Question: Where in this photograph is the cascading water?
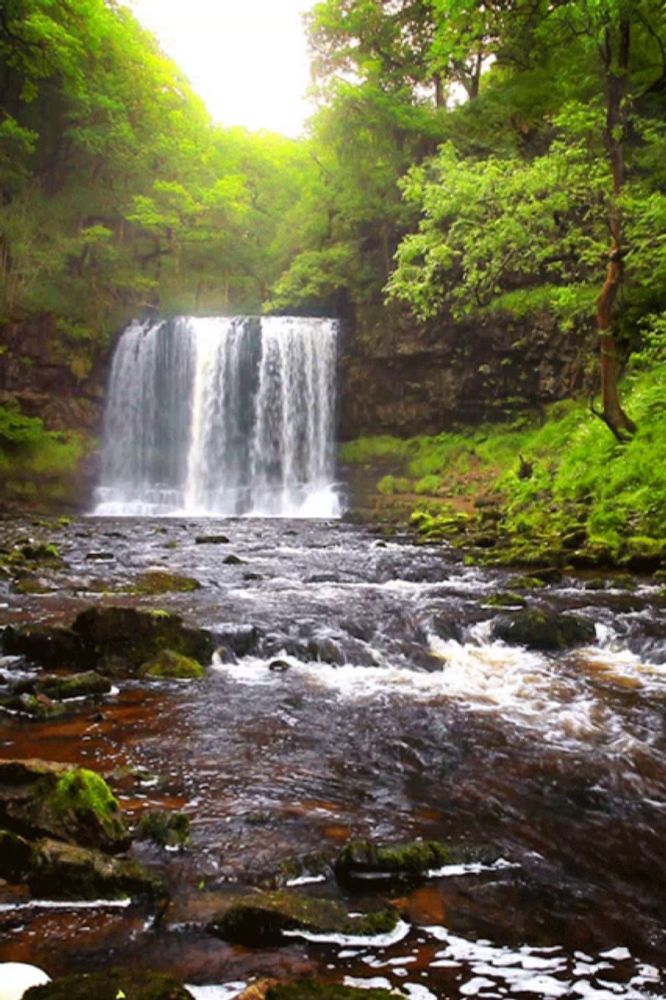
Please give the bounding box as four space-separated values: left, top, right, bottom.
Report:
94 315 340 517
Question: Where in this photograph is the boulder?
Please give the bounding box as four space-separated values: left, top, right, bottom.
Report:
212 623 260 657
2 625 87 670
132 570 200 595
0 759 129 853
492 609 596 651
335 839 458 884
139 650 205 679
208 890 398 947
72 606 213 676
24 970 191 1000
135 810 190 848
36 672 111 700
27 838 163 900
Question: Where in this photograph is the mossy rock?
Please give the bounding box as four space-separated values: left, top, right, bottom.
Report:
492 610 595 651
0 759 129 852
2 625 87 669
72 606 213 676
334 839 449 884
136 810 190 848
13 574 54 595
27 838 163 900
266 984 398 1000
208 890 398 947
484 591 527 608
0 692 67 720
24 969 192 1000
620 536 665 572
36 671 112 700
139 649 205 680
132 570 201 595
509 575 547 590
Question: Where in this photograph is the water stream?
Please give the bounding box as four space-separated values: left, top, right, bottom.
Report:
0 517 665 998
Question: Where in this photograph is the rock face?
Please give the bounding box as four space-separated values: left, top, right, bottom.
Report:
492 610 596 651
339 303 594 439
23 970 192 1000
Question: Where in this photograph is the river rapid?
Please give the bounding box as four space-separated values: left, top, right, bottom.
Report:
0 515 665 999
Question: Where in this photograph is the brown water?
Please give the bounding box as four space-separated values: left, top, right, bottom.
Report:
1 516 665 999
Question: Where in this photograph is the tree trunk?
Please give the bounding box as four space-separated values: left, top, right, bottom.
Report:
596 17 636 440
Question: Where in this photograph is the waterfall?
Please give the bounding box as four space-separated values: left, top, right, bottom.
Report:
94 316 340 517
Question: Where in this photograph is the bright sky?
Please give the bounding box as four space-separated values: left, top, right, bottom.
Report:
128 0 314 137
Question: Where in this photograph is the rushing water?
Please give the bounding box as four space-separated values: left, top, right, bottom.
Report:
95 316 339 518
0 516 665 997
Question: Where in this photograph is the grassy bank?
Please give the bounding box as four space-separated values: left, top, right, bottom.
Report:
340 363 666 571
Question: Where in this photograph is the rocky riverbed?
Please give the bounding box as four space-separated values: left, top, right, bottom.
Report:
0 515 665 999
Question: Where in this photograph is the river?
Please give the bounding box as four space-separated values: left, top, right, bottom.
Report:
0 514 665 998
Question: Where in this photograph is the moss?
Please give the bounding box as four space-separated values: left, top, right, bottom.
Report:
484 591 527 608
131 570 200 595
136 810 190 848
36 672 111 700
209 890 398 947
24 969 189 999
335 839 450 882
139 649 205 679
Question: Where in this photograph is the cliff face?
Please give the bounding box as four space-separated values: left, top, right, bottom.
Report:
338 303 594 439
0 314 108 435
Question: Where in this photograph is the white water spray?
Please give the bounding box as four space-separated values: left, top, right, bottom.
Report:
94 316 339 517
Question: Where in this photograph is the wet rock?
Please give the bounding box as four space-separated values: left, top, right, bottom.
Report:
269 659 291 672
492 609 596 651
132 570 200 594
484 591 527 608
135 810 190 848
195 534 229 544
307 636 345 665
12 574 54 595
72 606 213 676
35 671 111 700
139 649 205 679
208 890 398 947
0 692 66 720
266 985 397 1000
0 829 34 879
212 623 260 657
85 551 115 561
334 839 450 884
509 575 547 591
223 554 246 565
0 759 129 853
2 625 87 670
24 969 191 1000
27 838 163 900
430 615 464 643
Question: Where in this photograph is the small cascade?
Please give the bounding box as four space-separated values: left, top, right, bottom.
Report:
94 316 339 517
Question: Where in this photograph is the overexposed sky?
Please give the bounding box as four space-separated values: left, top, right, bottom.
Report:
128 0 314 136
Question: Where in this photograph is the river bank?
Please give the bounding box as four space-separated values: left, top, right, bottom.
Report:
0 514 665 998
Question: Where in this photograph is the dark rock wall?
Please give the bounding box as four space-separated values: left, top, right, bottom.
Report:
0 314 108 435
338 303 594 439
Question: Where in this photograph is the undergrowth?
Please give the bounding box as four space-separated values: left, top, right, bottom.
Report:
340 363 666 566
